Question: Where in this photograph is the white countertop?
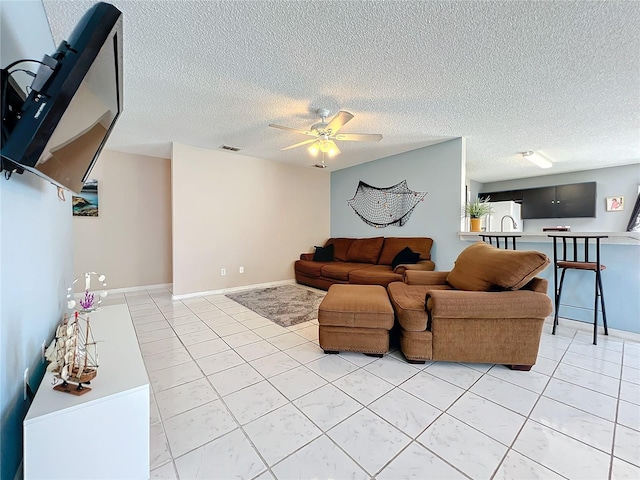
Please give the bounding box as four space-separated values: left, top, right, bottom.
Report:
458 231 640 245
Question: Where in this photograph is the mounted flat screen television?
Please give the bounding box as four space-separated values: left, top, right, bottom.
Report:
0 2 123 194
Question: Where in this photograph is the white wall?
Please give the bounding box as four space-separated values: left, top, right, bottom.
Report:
331 138 466 271
171 143 330 296
73 150 172 289
1 3 71 479
468 179 482 202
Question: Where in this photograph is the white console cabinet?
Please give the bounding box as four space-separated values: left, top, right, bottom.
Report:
24 304 149 479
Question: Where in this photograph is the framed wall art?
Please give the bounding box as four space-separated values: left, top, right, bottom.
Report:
72 179 99 217
605 196 624 212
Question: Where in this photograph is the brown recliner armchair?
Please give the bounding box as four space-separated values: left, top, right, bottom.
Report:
387 242 553 370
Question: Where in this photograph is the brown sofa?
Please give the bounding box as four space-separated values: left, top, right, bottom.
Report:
295 237 435 290
387 242 553 369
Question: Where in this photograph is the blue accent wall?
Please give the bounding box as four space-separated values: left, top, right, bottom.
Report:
517 241 639 334
331 138 466 271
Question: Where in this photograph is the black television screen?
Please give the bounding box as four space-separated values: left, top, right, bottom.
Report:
0 2 122 194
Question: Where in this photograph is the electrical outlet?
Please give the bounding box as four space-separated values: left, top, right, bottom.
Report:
23 367 29 400
221 268 226 276
41 340 47 363
239 266 244 273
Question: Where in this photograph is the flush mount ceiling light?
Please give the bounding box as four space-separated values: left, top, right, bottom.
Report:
522 151 553 169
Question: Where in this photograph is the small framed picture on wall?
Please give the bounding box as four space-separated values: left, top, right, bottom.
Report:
72 179 99 217
605 196 624 212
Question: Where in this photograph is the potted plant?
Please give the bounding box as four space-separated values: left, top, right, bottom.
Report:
464 197 494 232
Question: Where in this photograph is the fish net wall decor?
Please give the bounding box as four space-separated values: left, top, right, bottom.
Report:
347 180 427 227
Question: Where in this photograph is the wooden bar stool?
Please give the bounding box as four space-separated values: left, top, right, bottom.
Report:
480 234 521 250
548 235 608 345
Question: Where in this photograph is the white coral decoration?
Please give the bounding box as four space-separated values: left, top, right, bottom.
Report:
66 272 108 311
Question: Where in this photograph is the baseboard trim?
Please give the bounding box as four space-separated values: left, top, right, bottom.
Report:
119 283 173 294
75 283 173 297
172 279 296 301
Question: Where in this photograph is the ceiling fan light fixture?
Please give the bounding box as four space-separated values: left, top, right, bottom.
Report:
270 108 380 159
319 139 331 153
308 142 320 156
522 151 552 169
311 139 341 157
327 141 340 157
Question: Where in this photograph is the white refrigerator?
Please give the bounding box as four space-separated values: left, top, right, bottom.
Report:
485 201 522 232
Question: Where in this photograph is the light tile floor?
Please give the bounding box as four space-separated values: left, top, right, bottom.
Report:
111 286 640 479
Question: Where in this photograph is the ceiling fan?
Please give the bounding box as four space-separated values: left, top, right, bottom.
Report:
269 108 382 158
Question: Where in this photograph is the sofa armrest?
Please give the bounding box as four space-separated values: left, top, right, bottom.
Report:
426 290 553 319
524 277 549 294
394 260 436 275
300 253 314 261
404 270 450 285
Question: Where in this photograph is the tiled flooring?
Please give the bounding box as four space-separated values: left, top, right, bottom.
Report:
112 286 639 479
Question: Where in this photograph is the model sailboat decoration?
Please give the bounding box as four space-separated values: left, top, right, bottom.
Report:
45 310 99 395
45 272 108 395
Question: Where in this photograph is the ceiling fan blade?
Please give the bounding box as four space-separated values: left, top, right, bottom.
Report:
269 124 314 136
334 133 383 142
325 111 354 135
281 138 318 151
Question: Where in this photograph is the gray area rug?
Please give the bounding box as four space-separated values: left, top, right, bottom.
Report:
225 284 325 327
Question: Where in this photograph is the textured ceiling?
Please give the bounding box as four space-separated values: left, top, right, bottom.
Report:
42 0 640 182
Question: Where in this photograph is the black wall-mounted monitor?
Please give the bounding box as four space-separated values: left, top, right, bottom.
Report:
0 2 123 194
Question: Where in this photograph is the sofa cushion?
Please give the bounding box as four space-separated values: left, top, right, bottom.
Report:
313 244 334 262
295 260 330 278
318 285 394 329
378 237 433 265
446 242 550 291
320 262 371 281
327 238 355 262
348 265 403 286
387 282 452 331
391 247 421 269
346 237 384 263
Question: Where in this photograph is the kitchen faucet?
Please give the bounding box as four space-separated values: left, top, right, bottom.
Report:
501 215 518 232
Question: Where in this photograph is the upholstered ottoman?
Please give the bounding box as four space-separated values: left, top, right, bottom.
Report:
318 284 395 355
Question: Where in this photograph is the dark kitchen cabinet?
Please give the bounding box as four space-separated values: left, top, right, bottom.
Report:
521 182 596 219
478 189 524 202
480 182 596 219
522 187 556 218
555 182 596 217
